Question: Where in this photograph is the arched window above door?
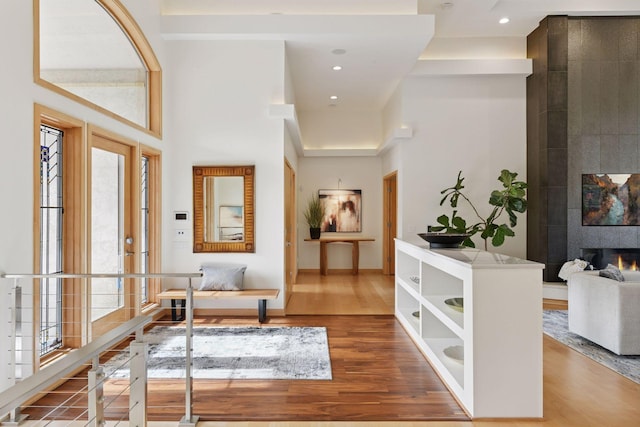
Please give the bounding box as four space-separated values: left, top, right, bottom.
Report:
36 0 162 136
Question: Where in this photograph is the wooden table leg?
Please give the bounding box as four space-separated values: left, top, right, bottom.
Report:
352 241 359 275
320 241 328 275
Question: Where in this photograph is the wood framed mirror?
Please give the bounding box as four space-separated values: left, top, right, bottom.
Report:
193 165 255 252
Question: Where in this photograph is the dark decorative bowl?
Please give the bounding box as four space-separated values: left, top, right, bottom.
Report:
418 232 470 248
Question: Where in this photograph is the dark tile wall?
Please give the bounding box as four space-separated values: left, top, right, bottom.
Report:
527 16 568 282
567 17 640 261
527 16 640 281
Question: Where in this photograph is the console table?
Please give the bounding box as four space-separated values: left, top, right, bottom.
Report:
304 237 375 275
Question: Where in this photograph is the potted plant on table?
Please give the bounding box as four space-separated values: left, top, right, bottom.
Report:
303 193 325 239
429 169 528 250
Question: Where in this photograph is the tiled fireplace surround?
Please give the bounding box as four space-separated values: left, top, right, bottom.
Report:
527 16 640 281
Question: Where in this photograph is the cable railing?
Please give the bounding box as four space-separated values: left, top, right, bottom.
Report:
0 272 201 427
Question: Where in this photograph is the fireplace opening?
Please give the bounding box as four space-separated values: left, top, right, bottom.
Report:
581 248 640 270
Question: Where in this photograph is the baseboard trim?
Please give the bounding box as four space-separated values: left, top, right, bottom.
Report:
298 268 383 275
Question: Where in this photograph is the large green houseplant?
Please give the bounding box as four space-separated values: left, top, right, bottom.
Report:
303 193 325 239
430 169 528 250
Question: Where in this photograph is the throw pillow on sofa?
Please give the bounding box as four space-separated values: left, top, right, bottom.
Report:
598 263 625 282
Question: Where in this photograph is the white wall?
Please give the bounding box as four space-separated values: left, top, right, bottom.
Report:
420 37 526 59
162 40 287 309
382 84 404 141
0 1 36 390
297 156 382 270
397 74 528 258
298 109 381 150
0 1 165 391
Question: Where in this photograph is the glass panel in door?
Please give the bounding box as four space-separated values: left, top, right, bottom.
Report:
90 135 134 337
91 147 125 320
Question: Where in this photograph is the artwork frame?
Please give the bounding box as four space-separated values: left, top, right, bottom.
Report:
219 205 244 241
318 189 362 232
219 205 243 227
582 173 640 226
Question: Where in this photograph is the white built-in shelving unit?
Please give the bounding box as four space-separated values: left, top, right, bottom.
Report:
395 238 544 418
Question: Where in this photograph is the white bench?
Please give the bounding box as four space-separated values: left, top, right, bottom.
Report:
157 288 279 323
568 271 640 355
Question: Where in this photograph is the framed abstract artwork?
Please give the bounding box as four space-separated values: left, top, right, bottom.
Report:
318 189 362 232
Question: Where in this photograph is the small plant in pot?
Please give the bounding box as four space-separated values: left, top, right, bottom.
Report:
429 169 528 250
303 193 325 239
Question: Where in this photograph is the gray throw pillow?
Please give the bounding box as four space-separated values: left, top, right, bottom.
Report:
598 264 625 282
199 263 247 290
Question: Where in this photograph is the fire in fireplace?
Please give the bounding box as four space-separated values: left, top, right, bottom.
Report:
581 248 640 270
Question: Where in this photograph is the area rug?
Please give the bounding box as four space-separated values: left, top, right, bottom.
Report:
543 310 640 384
103 326 332 380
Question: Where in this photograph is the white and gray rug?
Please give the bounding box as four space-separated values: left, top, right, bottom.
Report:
103 326 332 380
543 310 640 384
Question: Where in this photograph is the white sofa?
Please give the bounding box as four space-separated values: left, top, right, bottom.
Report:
568 270 640 355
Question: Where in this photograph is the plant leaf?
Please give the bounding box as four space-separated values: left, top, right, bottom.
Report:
461 237 475 248
451 215 467 231
436 214 450 227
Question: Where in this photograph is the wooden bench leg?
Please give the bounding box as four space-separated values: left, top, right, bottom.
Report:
170 299 186 322
258 299 267 323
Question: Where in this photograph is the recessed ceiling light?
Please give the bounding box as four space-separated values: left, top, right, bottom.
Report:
330 95 338 100
332 65 342 71
499 17 510 24
332 48 347 55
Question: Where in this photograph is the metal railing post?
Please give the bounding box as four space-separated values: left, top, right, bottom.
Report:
129 339 147 427
179 278 198 427
8 278 28 425
0 272 200 426
87 358 105 427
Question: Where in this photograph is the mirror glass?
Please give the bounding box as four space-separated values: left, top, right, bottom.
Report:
204 176 244 242
193 166 254 252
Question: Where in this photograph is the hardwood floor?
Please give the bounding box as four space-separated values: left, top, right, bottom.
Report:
22 272 640 427
286 271 395 315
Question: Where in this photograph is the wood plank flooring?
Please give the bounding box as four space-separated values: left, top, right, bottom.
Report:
21 272 640 427
24 315 468 422
286 271 395 315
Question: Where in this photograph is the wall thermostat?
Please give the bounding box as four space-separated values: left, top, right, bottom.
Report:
174 211 188 221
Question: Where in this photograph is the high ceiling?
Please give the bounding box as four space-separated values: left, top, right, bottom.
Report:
161 0 640 114
42 0 640 151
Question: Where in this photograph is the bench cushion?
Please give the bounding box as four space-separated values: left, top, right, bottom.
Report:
199 263 247 291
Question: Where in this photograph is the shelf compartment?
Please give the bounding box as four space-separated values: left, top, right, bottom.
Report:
396 284 420 335
420 262 463 298
423 337 464 389
420 306 459 340
397 250 420 291
423 294 464 336
398 275 420 294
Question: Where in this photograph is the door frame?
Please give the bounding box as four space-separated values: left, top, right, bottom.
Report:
88 125 139 339
284 158 297 311
383 171 398 275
